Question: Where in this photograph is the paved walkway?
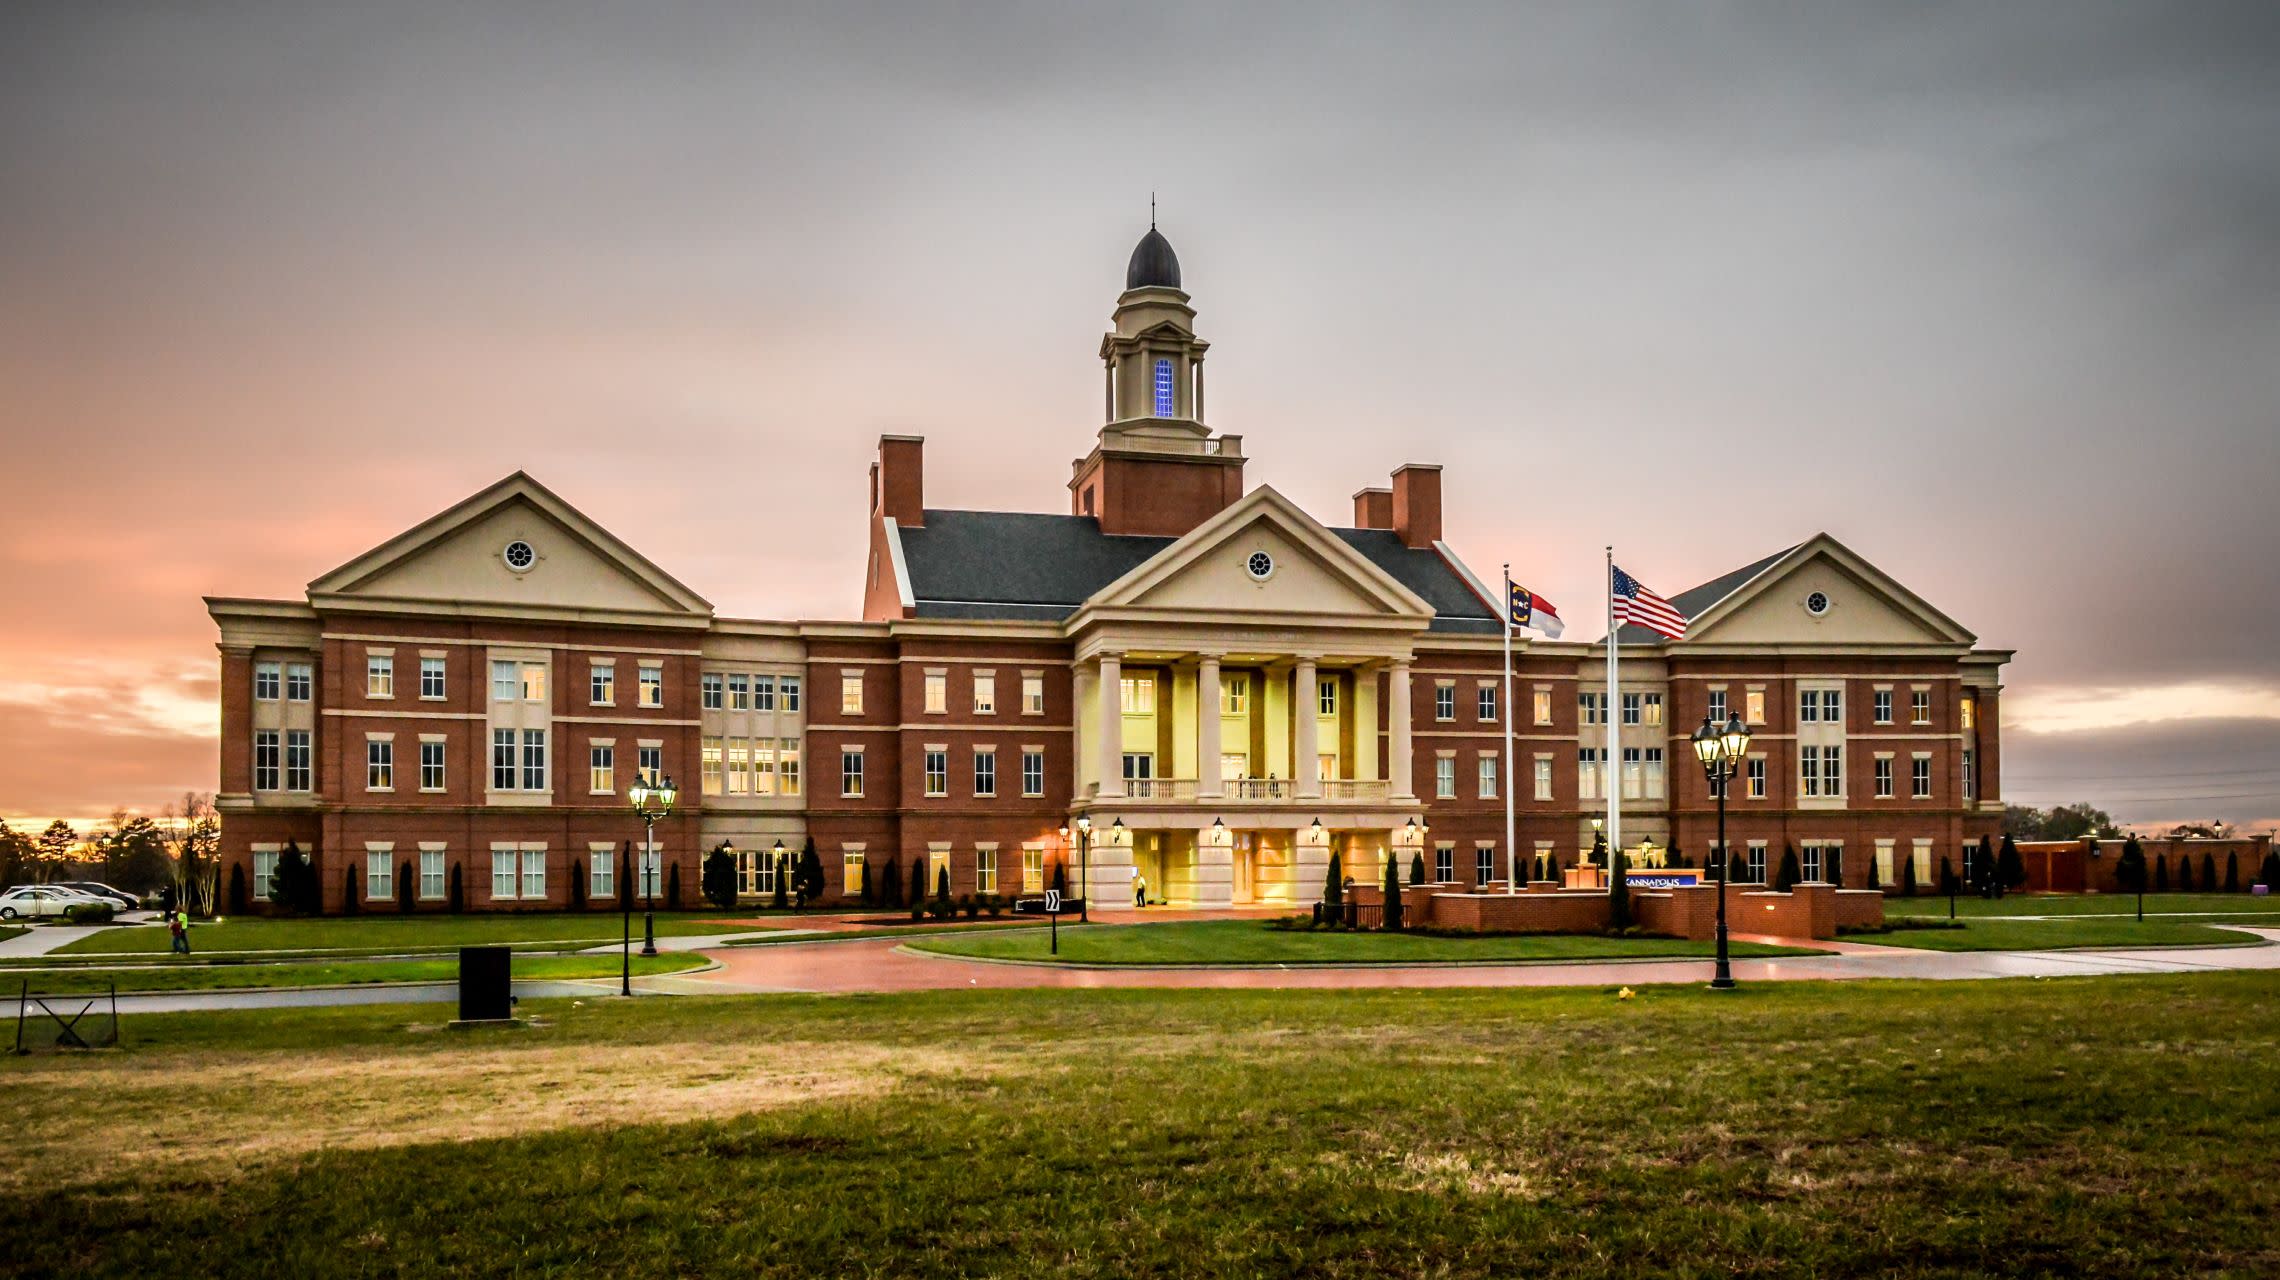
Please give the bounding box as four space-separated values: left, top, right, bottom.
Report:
0 978 624 1017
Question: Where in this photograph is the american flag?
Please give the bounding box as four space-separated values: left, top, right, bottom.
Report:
1611 565 1687 640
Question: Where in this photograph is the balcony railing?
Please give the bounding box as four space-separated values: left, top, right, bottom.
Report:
1089 778 1395 804
1122 778 1196 801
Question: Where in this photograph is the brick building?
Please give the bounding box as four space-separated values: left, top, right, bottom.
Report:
208 225 2011 912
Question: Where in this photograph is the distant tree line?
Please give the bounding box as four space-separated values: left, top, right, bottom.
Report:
2003 803 2122 841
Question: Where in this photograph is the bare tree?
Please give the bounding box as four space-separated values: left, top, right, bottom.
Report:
163 792 220 917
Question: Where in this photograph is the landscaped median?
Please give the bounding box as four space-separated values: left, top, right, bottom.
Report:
6 952 710 995
902 919 1821 967
1851 891 2280 951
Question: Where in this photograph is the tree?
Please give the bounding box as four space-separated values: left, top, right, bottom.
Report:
1995 835 2026 897
2177 855 2195 892
1409 851 1426 886
1865 850 1881 892
880 854 902 908
1546 851 1563 883
1897 849 1917 897
1051 860 1068 894
2202 852 2218 894
397 861 415 914
163 793 221 916
568 859 588 910
666 861 682 909
2005 803 2122 841
1609 841 1630 928
2154 854 2169 893
2225 850 2241 893
1381 849 1404 932
1972 835 1997 899
2115 836 2147 922
1324 851 1343 909
1775 844 1801 892
772 855 790 910
859 858 873 906
2259 850 2280 892
799 839 826 904
0 824 30 888
935 863 951 906
227 863 248 915
701 844 737 911
97 813 173 894
343 867 360 915
908 858 926 922
32 819 78 883
448 862 465 914
1826 846 1845 888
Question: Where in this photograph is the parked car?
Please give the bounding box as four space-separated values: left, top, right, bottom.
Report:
54 881 143 910
0 885 110 920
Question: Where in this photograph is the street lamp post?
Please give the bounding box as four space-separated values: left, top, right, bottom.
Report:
629 773 676 966
1075 815 1092 923
1691 713 1752 991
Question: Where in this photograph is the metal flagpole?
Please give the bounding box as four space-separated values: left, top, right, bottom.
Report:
1605 547 1620 884
1503 564 1517 893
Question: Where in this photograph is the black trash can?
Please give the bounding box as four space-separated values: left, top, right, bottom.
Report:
458 946 512 1022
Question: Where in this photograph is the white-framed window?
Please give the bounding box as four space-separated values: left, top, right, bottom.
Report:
417 656 445 700
1023 674 1045 715
1222 675 1249 715
1474 843 1495 887
1912 688 1933 725
841 673 864 715
1579 692 1605 725
755 675 777 712
285 662 312 702
1912 839 1934 885
366 653 394 699
1823 745 1843 798
1578 747 1604 801
1912 754 1932 799
1960 695 1975 730
366 738 394 791
254 661 281 701
522 848 546 900
1476 684 1496 722
492 660 516 702
924 749 948 797
1644 748 1665 800
590 847 616 898
1021 750 1044 797
638 665 662 708
1744 688 1766 724
726 738 749 795
1874 755 1895 799
924 672 948 714
1434 682 1455 721
1119 675 1155 715
521 663 547 703
781 676 802 713
1477 752 1498 799
752 743 776 797
973 673 996 714
1621 692 1641 725
1621 746 1643 800
702 673 723 710
491 848 517 900
1220 752 1248 782
286 730 311 792
974 847 997 895
1800 746 1823 798
590 665 615 706
523 729 547 791
590 743 614 794
1534 755 1553 802
252 848 280 898
254 731 281 791
844 847 867 896
638 744 662 786
1121 753 1153 783
419 848 445 900
1533 686 1553 726
1746 755 1766 800
421 739 446 792
776 741 799 797
1801 843 1825 883
366 849 392 902
484 735 511 793
1022 846 1046 893
1962 749 1976 801
974 749 997 797
841 749 864 798
1707 688 1727 723
701 737 723 796
1320 679 1339 717
1872 688 1893 724
1747 841 1768 884
1434 845 1454 883
1434 754 1456 799
1875 839 1896 888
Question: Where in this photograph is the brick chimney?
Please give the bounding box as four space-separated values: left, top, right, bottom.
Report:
1352 487 1393 530
1390 463 1441 549
872 434 924 528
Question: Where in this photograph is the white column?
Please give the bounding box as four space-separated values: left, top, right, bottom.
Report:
1097 652 1124 799
1389 660 1415 800
1197 654 1223 798
1294 657 1321 799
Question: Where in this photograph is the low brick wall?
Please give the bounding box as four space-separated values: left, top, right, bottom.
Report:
1345 879 1878 940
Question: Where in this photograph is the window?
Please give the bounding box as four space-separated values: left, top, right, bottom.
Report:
367 850 391 902
254 731 280 790
491 849 517 900
1962 749 1976 801
1801 746 1821 797
1822 689 1841 723
492 660 544 702
974 673 995 714
1802 844 1824 882
720 673 746 712
1579 692 1605 725
1533 687 1552 726
420 849 445 901
1622 747 1643 800
1434 755 1456 799
1022 674 1045 715
254 661 281 701
1913 688 1933 725
974 749 997 797
590 848 615 898
701 738 723 796
253 849 279 898
367 738 394 791
286 663 312 701
521 848 546 900
1912 839 1933 886
923 750 948 797
844 848 867 896
1476 684 1496 722
756 676 777 712
702 673 724 710
1875 840 1896 887
1119 675 1155 715
841 673 864 715
781 676 801 712
1222 675 1249 715
974 848 997 895
1824 745 1843 798
1622 692 1641 725
1912 754 1932 799
1744 688 1766 724
1873 689 1893 724
367 654 394 698
1748 842 1768 884
1534 756 1553 801
1746 755 1766 800
1220 752 1248 782
1874 756 1895 799
1023 847 1046 894
421 740 446 792
924 673 947 714
1960 696 1975 730
521 664 547 703
1477 752 1498 799
1578 747 1604 801
1435 845 1454 883
1434 682 1456 721
1638 693 1663 727
1799 689 1818 723
1153 356 1175 416
753 743 776 797
1475 844 1495 888
1321 680 1339 717
777 741 799 797
1644 748 1665 800
1707 689 1727 723
1022 750 1044 797
636 666 661 707
285 731 311 792
521 730 546 791
590 743 614 794
841 750 864 798
1121 753 1153 782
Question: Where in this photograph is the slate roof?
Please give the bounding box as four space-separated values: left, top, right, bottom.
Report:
896 509 1500 631
1613 544 1799 645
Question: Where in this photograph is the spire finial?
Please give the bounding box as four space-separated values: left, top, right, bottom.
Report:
1150 192 1156 230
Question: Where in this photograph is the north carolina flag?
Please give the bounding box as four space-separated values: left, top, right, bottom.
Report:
1508 581 1565 639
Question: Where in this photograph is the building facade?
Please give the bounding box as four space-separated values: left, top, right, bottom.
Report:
208 226 2010 913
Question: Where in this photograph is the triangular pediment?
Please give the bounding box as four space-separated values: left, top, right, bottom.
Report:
1685 535 1973 646
307 473 712 625
1079 487 1432 621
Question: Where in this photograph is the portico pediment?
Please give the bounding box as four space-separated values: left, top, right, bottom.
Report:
306 472 713 625
1684 535 1974 647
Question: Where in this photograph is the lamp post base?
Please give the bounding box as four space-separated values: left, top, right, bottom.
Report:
1707 976 1737 991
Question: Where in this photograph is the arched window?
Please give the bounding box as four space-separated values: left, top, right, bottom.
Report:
1153 358 1175 417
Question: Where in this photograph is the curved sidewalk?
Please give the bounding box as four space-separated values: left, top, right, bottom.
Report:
673 926 2280 994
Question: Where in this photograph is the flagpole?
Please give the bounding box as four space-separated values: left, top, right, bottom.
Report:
1503 564 1517 894
1606 546 1620 887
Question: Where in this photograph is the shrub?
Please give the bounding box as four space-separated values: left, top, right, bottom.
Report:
908 859 925 921
1827 846 1845 888
667 862 683 909
448 862 465 914
228 864 248 914
568 861 587 911
2259 850 2280 891
397 860 415 914
880 855 902 909
799 840 825 904
1381 851 1403 932
935 865 951 906
960 894 979 920
772 856 790 910
2203 852 2218 894
63 900 115 925
2178 856 2195 892
1323 852 1344 910
2154 855 2169 892
1776 845 1802 892
985 896 1003 918
1898 850 1917 897
859 859 873 906
1864 850 1880 892
1409 852 1426 886
2225 851 2240 893
270 842 320 914
343 868 360 916
1547 852 1563 883
2116 837 2147 895
1938 855 1959 897
1996 835 2025 896
701 844 736 911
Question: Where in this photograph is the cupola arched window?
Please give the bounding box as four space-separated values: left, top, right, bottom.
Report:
1153 358 1175 417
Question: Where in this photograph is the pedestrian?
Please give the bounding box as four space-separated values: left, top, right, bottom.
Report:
1133 873 1148 909
169 908 191 956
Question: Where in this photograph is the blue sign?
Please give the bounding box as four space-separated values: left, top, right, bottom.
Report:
1626 870 1704 889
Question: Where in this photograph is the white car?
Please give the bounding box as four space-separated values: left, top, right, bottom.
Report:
0 885 111 920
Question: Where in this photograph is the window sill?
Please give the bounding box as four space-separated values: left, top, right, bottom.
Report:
419 787 445 795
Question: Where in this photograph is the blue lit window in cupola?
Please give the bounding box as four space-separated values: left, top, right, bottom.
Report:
1153 358 1175 417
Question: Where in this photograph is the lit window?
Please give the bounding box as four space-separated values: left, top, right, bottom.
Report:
367 654 394 699
726 739 749 795
974 848 997 895
1801 746 1821 797
590 744 614 794
366 738 393 791
1153 357 1175 416
924 750 948 797
1023 847 1045 893
1744 689 1766 724
701 737 723 796
254 662 280 701
1641 694 1662 727
1023 675 1045 715
843 848 866 896
1320 680 1339 717
841 674 864 715
520 664 546 703
1533 687 1552 726
780 676 801 712
776 741 798 797
1747 755 1766 800
1435 755 1456 799
974 674 995 714
841 750 865 798
1960 696 1975 730
1222 676 1249 715
1119 675 1155 715
925 673 947 714
638 745 662 786
638 666 662 708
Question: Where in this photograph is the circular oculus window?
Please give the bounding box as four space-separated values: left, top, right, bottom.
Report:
503 540 537 572
1245 551 1275 581
1805 590 1831 616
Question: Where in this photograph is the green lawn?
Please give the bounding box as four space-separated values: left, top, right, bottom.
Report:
6 975 2280 1276
50 911 777 958
1884 891 2280 919
906 919 1815 965
1849 916 2259 952
10 952 707 995
0 925 23 944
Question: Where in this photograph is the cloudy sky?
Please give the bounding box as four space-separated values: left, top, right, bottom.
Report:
2 2 2276 828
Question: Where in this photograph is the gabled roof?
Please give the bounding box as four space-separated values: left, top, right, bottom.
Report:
1614 545 1796 644
1612 534 1975 646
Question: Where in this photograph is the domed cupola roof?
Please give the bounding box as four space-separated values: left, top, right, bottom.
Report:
1125 226 1182 291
